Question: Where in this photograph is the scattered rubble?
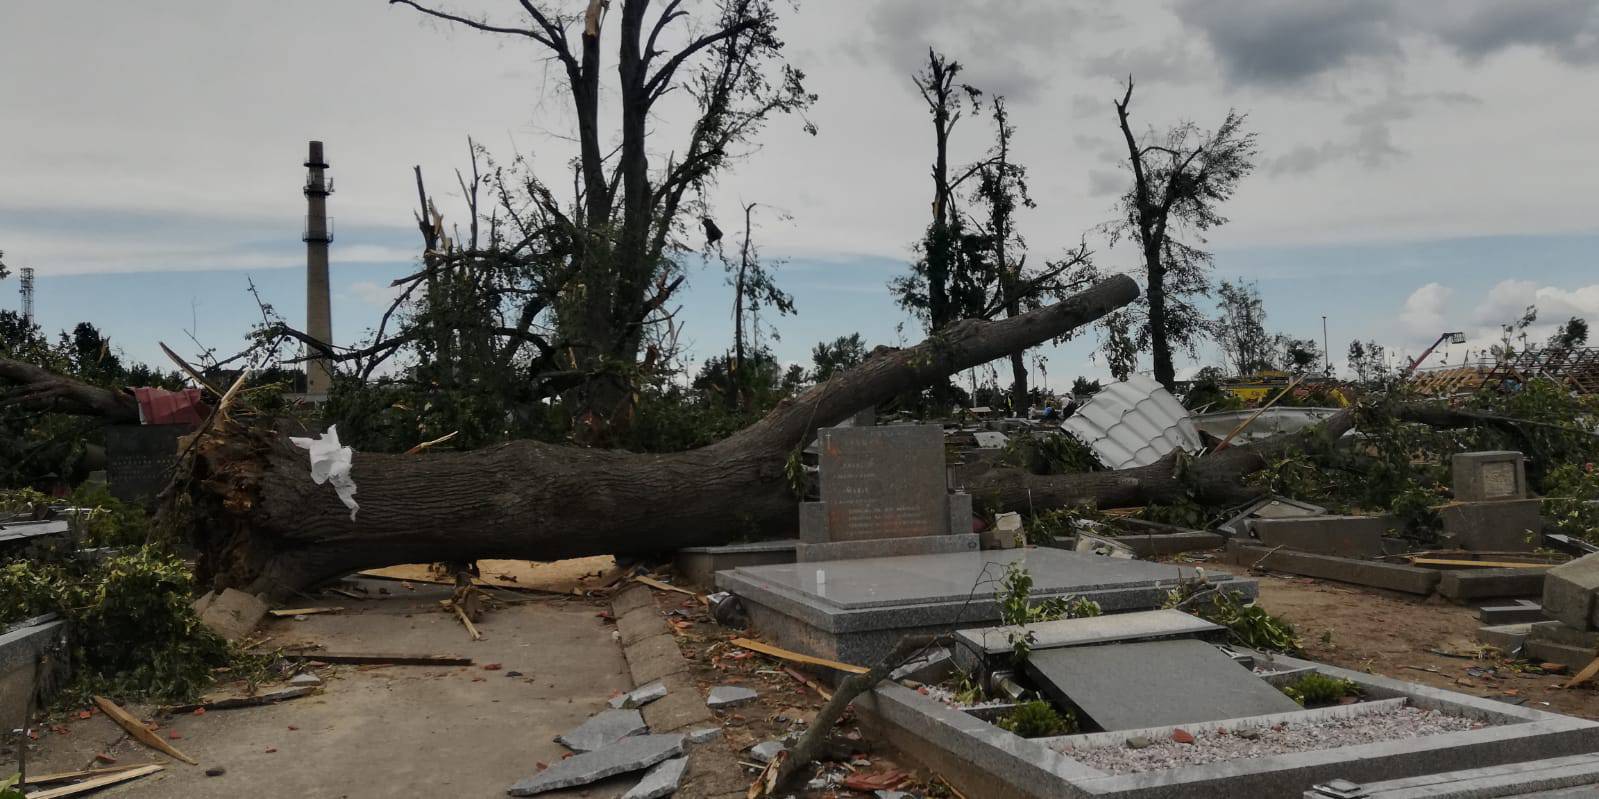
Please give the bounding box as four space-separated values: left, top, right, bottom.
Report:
555 708 647 753
507 733 684 796
707 684 759 709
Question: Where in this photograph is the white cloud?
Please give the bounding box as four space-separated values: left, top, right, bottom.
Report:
346 280 404 309
1399 282 1452 336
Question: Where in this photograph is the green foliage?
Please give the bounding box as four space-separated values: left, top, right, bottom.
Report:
999 432 1102 475
65 483 155 549
1388 484 1444 546
0 773 23 799
1182 366 1246 412
996 699 1075 737
1139 498 1211 529
0 547 230 703
811 334 867 382
1280 673 1359 707
998 562 1100 662
1173 587 1302 655
1023 505 1105 545
1543 462 1599 543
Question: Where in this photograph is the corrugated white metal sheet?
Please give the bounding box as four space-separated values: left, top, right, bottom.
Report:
1060 374 1202 469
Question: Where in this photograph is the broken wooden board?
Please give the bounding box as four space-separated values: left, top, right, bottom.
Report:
267 606 344 617
1409 558 1551 569
92 696 197 765
730 637 869 675
636 575 698 596
24 764 163 799
22 764 151 786
1565 655 1599 689
277 651 473 666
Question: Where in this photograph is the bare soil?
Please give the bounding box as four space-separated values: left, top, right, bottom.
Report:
1206 559 1599 721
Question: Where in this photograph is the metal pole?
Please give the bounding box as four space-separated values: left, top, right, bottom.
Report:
1322 315 1330 376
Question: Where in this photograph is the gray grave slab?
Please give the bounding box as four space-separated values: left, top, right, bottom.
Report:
508 733 684 796
956 609 1225 658
738 548 1210 611
620 756 687 799
556 708 648 753
1024 638 1300 732
816 425 948 541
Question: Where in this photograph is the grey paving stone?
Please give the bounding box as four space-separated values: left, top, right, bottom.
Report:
642 686 714 732
706 685 758 709
610 680 667 710
620 756 687 799
288 672 322 687
612 585 656 617
626 634 691 685
508 734 684 796
748 740 785 763
1025 638 1300 732
618 607 669 647
685 726 723 744
556 708 648 753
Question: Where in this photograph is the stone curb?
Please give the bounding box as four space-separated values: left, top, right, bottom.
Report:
612 587 732 799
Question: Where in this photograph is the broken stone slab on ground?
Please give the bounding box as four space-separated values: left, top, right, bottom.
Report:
619 756 687 799
508 733 684 796
610 680 668 709
953 609 1225 672
556 708 648 753
195 587 270 642
706 684 758 709
1024 638 1301 731
1542 551 1599 630
1479 599 1546 625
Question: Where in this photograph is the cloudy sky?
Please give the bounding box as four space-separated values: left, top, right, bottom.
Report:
4 0 1599 387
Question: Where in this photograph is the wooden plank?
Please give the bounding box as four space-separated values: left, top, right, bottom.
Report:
1565 655 1599 689
730 638 869 675
453 603 482 641
92 696 196 765
22 764 147 786
267 606 344 617
635 575 698 596
24 765 164 799
1409 558 1551 569
277 651 473 666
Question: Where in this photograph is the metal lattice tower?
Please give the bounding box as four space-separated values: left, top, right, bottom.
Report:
18 267 34 323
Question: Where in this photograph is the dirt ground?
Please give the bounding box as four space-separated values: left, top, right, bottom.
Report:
15 577 635 798
1203 558 1599 721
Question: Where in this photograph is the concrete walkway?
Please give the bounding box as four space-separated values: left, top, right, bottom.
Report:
23 580 635 798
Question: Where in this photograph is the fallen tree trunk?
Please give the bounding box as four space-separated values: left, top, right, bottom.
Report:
0 275 1379 600
183 277 1143 598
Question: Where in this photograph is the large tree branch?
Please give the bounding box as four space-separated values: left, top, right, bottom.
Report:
0 356 139 423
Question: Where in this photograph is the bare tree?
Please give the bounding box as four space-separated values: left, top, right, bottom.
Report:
389 0 815 440
1110 78 1257 390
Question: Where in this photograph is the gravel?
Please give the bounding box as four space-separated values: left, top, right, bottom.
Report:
1064 706 1484 774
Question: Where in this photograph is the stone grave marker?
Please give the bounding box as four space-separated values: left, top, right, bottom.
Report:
797 424 978 561
1452 451 1527 502
106 423 192 506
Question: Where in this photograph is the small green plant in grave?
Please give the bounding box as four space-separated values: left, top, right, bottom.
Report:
1280 673 1359 707
996 699 1075 737
1 774 25 799
997 562 1101 662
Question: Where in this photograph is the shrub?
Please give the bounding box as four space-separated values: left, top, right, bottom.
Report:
996 700 1074 737
1281 673 1359 707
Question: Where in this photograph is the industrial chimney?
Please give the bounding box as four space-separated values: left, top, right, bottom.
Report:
303 141 334 396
